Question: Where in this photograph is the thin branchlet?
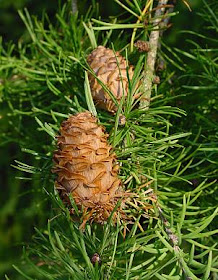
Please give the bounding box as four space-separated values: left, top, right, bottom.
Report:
157 204 193 280
140 0 169 109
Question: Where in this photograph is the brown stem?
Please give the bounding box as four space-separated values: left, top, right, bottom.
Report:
139 0 169 109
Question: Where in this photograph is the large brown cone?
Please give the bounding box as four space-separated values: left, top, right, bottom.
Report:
53 111 123 225
87 46 137 113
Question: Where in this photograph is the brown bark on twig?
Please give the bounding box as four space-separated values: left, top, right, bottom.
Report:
138 2 191 278
139 0 169 109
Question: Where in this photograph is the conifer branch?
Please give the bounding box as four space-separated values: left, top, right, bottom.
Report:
156 203 193 280
139 0 169 109
1 1 217 279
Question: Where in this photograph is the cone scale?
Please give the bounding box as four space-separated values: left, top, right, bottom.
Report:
87 46 136 113
53 111 123 225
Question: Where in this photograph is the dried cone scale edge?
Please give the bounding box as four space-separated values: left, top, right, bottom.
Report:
87 46 139 113
53 111 125 226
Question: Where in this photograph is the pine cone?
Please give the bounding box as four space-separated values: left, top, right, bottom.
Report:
87 46 137 113
53 111 124 226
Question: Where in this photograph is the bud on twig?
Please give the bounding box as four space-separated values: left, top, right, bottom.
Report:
118 115 126 126
134 40 150 52
91 253 102 265
153 76 160 84
156 58 166 72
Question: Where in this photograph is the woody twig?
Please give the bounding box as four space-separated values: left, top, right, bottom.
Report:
140 0 169 109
